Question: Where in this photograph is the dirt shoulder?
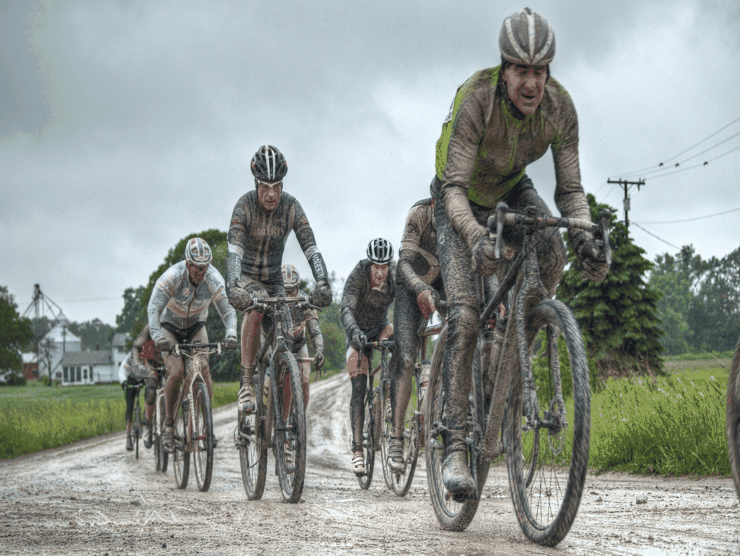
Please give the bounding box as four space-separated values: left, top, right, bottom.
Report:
1 372 738 555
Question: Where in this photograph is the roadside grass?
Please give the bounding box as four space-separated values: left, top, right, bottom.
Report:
0 382 240 460
590 372 728 476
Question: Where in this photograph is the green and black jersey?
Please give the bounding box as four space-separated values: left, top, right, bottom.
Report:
435 65 589 223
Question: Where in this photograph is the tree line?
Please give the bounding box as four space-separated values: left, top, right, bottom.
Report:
2 199 737 384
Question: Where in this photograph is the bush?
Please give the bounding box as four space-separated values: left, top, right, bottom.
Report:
0 371 26 387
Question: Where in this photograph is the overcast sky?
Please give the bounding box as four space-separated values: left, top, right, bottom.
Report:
2 0 739 326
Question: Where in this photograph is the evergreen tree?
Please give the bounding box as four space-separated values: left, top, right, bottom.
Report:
558 195 663 375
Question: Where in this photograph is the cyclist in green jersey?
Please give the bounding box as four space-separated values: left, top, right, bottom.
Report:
432 7 609 494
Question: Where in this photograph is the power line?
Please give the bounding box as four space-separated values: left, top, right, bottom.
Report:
615 115 740 178
635 206 740 225
631 222 680 249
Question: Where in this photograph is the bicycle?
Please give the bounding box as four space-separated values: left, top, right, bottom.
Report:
386 302 446 497
126 382 143 460
235 295 314 503
170 342 226 492
725 337 740 500
425 201 611 546
151 363 168 473
352 337 393 491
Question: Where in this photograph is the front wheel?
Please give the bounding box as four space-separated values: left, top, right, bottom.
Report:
192 382 214 492
725 338 740 501
239 371 267 500
504 299 590 547
273 352 306 503
357 385 376 490
154 393 168 473
379 378 395 491
173 400 190 490
425 326 486 531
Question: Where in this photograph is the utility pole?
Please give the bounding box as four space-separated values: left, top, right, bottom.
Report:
607 178 646 229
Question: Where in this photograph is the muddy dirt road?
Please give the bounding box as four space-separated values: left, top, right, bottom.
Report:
1 372 739 555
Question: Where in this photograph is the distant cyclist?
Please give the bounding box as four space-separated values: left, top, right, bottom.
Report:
147 237 239 449
226 145 332 416
387 192 443 472
261 263 325 410
341 238 395 475
432 8 609 494
118 325 163 451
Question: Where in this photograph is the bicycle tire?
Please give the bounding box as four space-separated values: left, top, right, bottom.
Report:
425 326 487 531
504 299 590 547
273 351 306 503
155 394 168 473
380 378 395 491
134 403 141 460
192 382 214 492
391 370 420 497
357 385 376 490
239 371 267 500
173 400 190 490
726 338 740 501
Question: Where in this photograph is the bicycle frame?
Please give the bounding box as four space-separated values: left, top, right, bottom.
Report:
250 296 310 450
172 343 222 453
478 202 610 461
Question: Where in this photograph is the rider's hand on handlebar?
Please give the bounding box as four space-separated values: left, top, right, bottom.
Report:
350 329 367 352
312 280 333 308
314 349 325 369
157 338 172 353
224 335 239 350
416 289 437 320
576 237 610 282
228 286 252 311
471 235 499 277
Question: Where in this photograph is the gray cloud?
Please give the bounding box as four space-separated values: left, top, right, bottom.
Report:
3 0 739 323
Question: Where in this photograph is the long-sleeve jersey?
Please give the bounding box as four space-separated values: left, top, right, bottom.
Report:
147 261 237 343
118 352 150 383
288 290 323 352
398 199 440 297
340 259 395 334
434 65 591 247
226 190 328 290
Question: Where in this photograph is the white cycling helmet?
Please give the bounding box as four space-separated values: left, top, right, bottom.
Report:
281 263 300 290
499 7 556 66
366 238 393 265
185 237 212 266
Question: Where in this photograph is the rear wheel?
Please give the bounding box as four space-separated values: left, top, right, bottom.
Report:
725 338 740 501
192 382 214 492
154 393 168 473
425 326 487 531
504 299 590 547
173 400 190 490
357 384 376 490
391 370 420 497
239 371 267 500
273 352 306 503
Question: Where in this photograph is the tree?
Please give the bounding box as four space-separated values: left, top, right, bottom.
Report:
649 249 697 355
115 286 145 336
558 195 664 376
688 247 740 352
0 287 34 371
68 319 115 351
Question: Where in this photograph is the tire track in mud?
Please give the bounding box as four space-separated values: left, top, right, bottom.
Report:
1 373 739 555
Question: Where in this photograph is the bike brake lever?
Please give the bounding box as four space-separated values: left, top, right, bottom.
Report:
173 345 181 357
493 202 508 259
